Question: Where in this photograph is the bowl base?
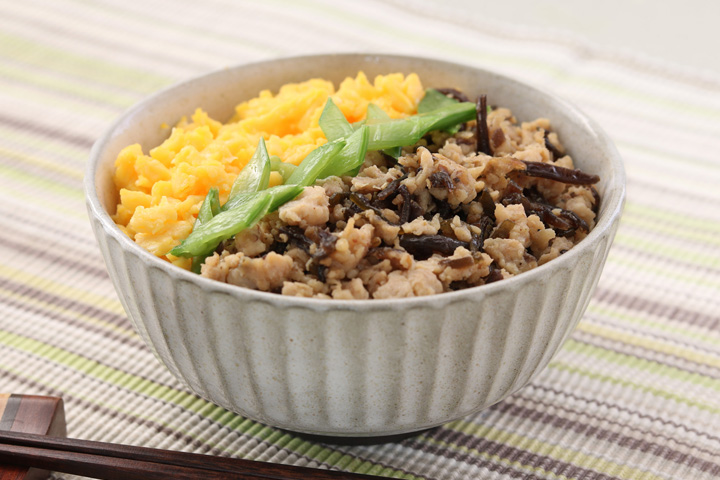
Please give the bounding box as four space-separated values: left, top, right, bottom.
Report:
285 427 435 445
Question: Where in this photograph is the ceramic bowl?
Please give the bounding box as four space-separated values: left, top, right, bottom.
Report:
85 54 625 436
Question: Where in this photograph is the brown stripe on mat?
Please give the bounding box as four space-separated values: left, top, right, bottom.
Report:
0 292 144 351
0 114 94 149
594 287 720 331
0 327 186 393
0 277 129 329
2 9 211 75
573 325 720 375
1 322 317 427
0 154 83 190
408 429 623 480
0 341 201 415
611 242 720 278
0 235 109 279
0 207 98 247
507 393 720 462
0 71 125 113
486 399 720 475
528 385 720 444
404 436 585 480
629 178 720 210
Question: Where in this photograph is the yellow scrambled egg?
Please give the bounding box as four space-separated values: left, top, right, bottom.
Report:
112 72 424 269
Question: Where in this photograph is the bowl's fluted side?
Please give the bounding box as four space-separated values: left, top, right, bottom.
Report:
85 54 626 436
88 204 618 436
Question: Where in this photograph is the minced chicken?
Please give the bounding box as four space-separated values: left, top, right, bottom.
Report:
201 104 600 299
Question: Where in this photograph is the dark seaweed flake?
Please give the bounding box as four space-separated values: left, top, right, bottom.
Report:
429 171 455 191
436 87 470 103
399 234 468 259
543 132 565 160
476 95 493 156
520 160 599 185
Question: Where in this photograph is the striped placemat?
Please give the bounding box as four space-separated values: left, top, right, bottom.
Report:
1 1 719 479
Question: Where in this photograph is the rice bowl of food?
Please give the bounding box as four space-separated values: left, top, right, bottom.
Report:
86 54 625 436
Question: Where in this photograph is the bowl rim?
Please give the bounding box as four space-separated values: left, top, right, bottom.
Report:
85 52 626 311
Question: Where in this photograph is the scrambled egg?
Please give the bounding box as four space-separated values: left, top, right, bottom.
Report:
112 72 424 268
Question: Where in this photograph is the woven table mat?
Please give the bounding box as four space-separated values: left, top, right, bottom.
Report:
1 1 719 478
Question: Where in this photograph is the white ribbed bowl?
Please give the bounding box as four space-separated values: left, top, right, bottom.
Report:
85 54 625 437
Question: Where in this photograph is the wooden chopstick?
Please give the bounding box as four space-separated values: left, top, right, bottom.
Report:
0 431 384 480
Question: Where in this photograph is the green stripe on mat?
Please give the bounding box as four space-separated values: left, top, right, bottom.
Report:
65 0 281 56
617 140 720 171
0 125 89 160
0 166 83 203
619 217 720 249
0 81 122 120
586 303 720 348
613 232 720 269
0 265 123 316
0 185 84 221
0 164 82 193
552 74 720 120
0 146 84 181
564 336 720 388
0 30 172 92
604 254 720 290
0 329 421 478
547 359 720 415
0 288 136 341
624 201 720 236
0 360 206 437
0 62 146 109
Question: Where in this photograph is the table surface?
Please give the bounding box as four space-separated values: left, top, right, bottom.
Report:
461 0 720 76
1 1 720 479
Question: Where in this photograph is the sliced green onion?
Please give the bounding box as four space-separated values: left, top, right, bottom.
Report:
190 256 207 274
418 88 459 114
319 98 353 141
265 184 305 210
366 103 401 159
189 187 221 273
318 125 369 179
365 101 475 151
285 139 346 187
228 137 271 199
366 103 389 121
270 155 297 183
222 184 303 212
196 187 220 225
179 185 302 260
171 191 273 258
418 88 464 135
187 138 270 268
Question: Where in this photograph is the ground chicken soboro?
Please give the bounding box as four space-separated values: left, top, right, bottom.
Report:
202 105 600 299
